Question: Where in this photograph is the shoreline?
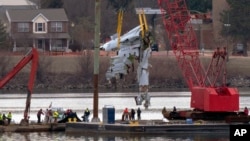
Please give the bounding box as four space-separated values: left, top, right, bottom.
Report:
1 87 250 94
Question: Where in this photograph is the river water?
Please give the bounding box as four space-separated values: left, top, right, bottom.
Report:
0 91 250 141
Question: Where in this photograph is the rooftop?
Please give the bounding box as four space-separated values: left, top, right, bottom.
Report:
7 9 68 22
0 0 34 6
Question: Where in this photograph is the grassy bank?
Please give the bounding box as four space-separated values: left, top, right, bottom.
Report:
1 52 250 92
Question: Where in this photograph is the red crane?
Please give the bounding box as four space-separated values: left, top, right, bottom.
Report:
157 0 239 119
0 48 38 125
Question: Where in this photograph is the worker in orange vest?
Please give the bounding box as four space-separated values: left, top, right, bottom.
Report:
244 107 249 116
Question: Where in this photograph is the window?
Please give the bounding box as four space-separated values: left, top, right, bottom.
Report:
52 39 63 47
55 40 63 47
35 23 45 32
51 22 62 32
51 39 64 51
18 23 29 32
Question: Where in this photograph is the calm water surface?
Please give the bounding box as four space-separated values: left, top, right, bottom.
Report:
0 132 229 141
1 91 249 141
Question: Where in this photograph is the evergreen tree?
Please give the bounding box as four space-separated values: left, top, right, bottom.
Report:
220 0 250 56
186 0 212 13
41 0 63 8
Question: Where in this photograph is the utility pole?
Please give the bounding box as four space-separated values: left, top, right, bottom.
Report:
224 12 230 62
92 0 100 122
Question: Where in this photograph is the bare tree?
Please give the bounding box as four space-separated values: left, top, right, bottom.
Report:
36 55 52 84
71 17 94 51
0 55 10 77
76 49 94 84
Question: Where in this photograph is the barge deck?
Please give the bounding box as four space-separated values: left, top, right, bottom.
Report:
1 119 248 134
65 120 231 134
0 123 65 132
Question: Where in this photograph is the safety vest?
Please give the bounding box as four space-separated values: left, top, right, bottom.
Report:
7 113 12 119
0 114 2 120
53 111 59 118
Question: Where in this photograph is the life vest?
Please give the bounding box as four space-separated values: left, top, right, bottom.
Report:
124 108 128 113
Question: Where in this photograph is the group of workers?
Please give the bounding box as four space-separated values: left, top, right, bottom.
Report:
122 107 141 121
0 112 12 125
1 106 249 125
36 108 91 124
82 107 142 122
37 108 59 124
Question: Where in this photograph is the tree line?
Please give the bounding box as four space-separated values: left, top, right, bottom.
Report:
1 0 246 54
1 0 250 91
0 0 213 51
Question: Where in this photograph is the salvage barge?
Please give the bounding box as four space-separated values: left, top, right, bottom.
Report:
65 120 232 134
1 119 249 134
0 123 65 132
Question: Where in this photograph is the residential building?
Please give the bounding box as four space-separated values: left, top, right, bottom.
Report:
0 0 36 23
6 8 70 52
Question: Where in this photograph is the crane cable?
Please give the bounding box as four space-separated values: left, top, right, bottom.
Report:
116 9 124 49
